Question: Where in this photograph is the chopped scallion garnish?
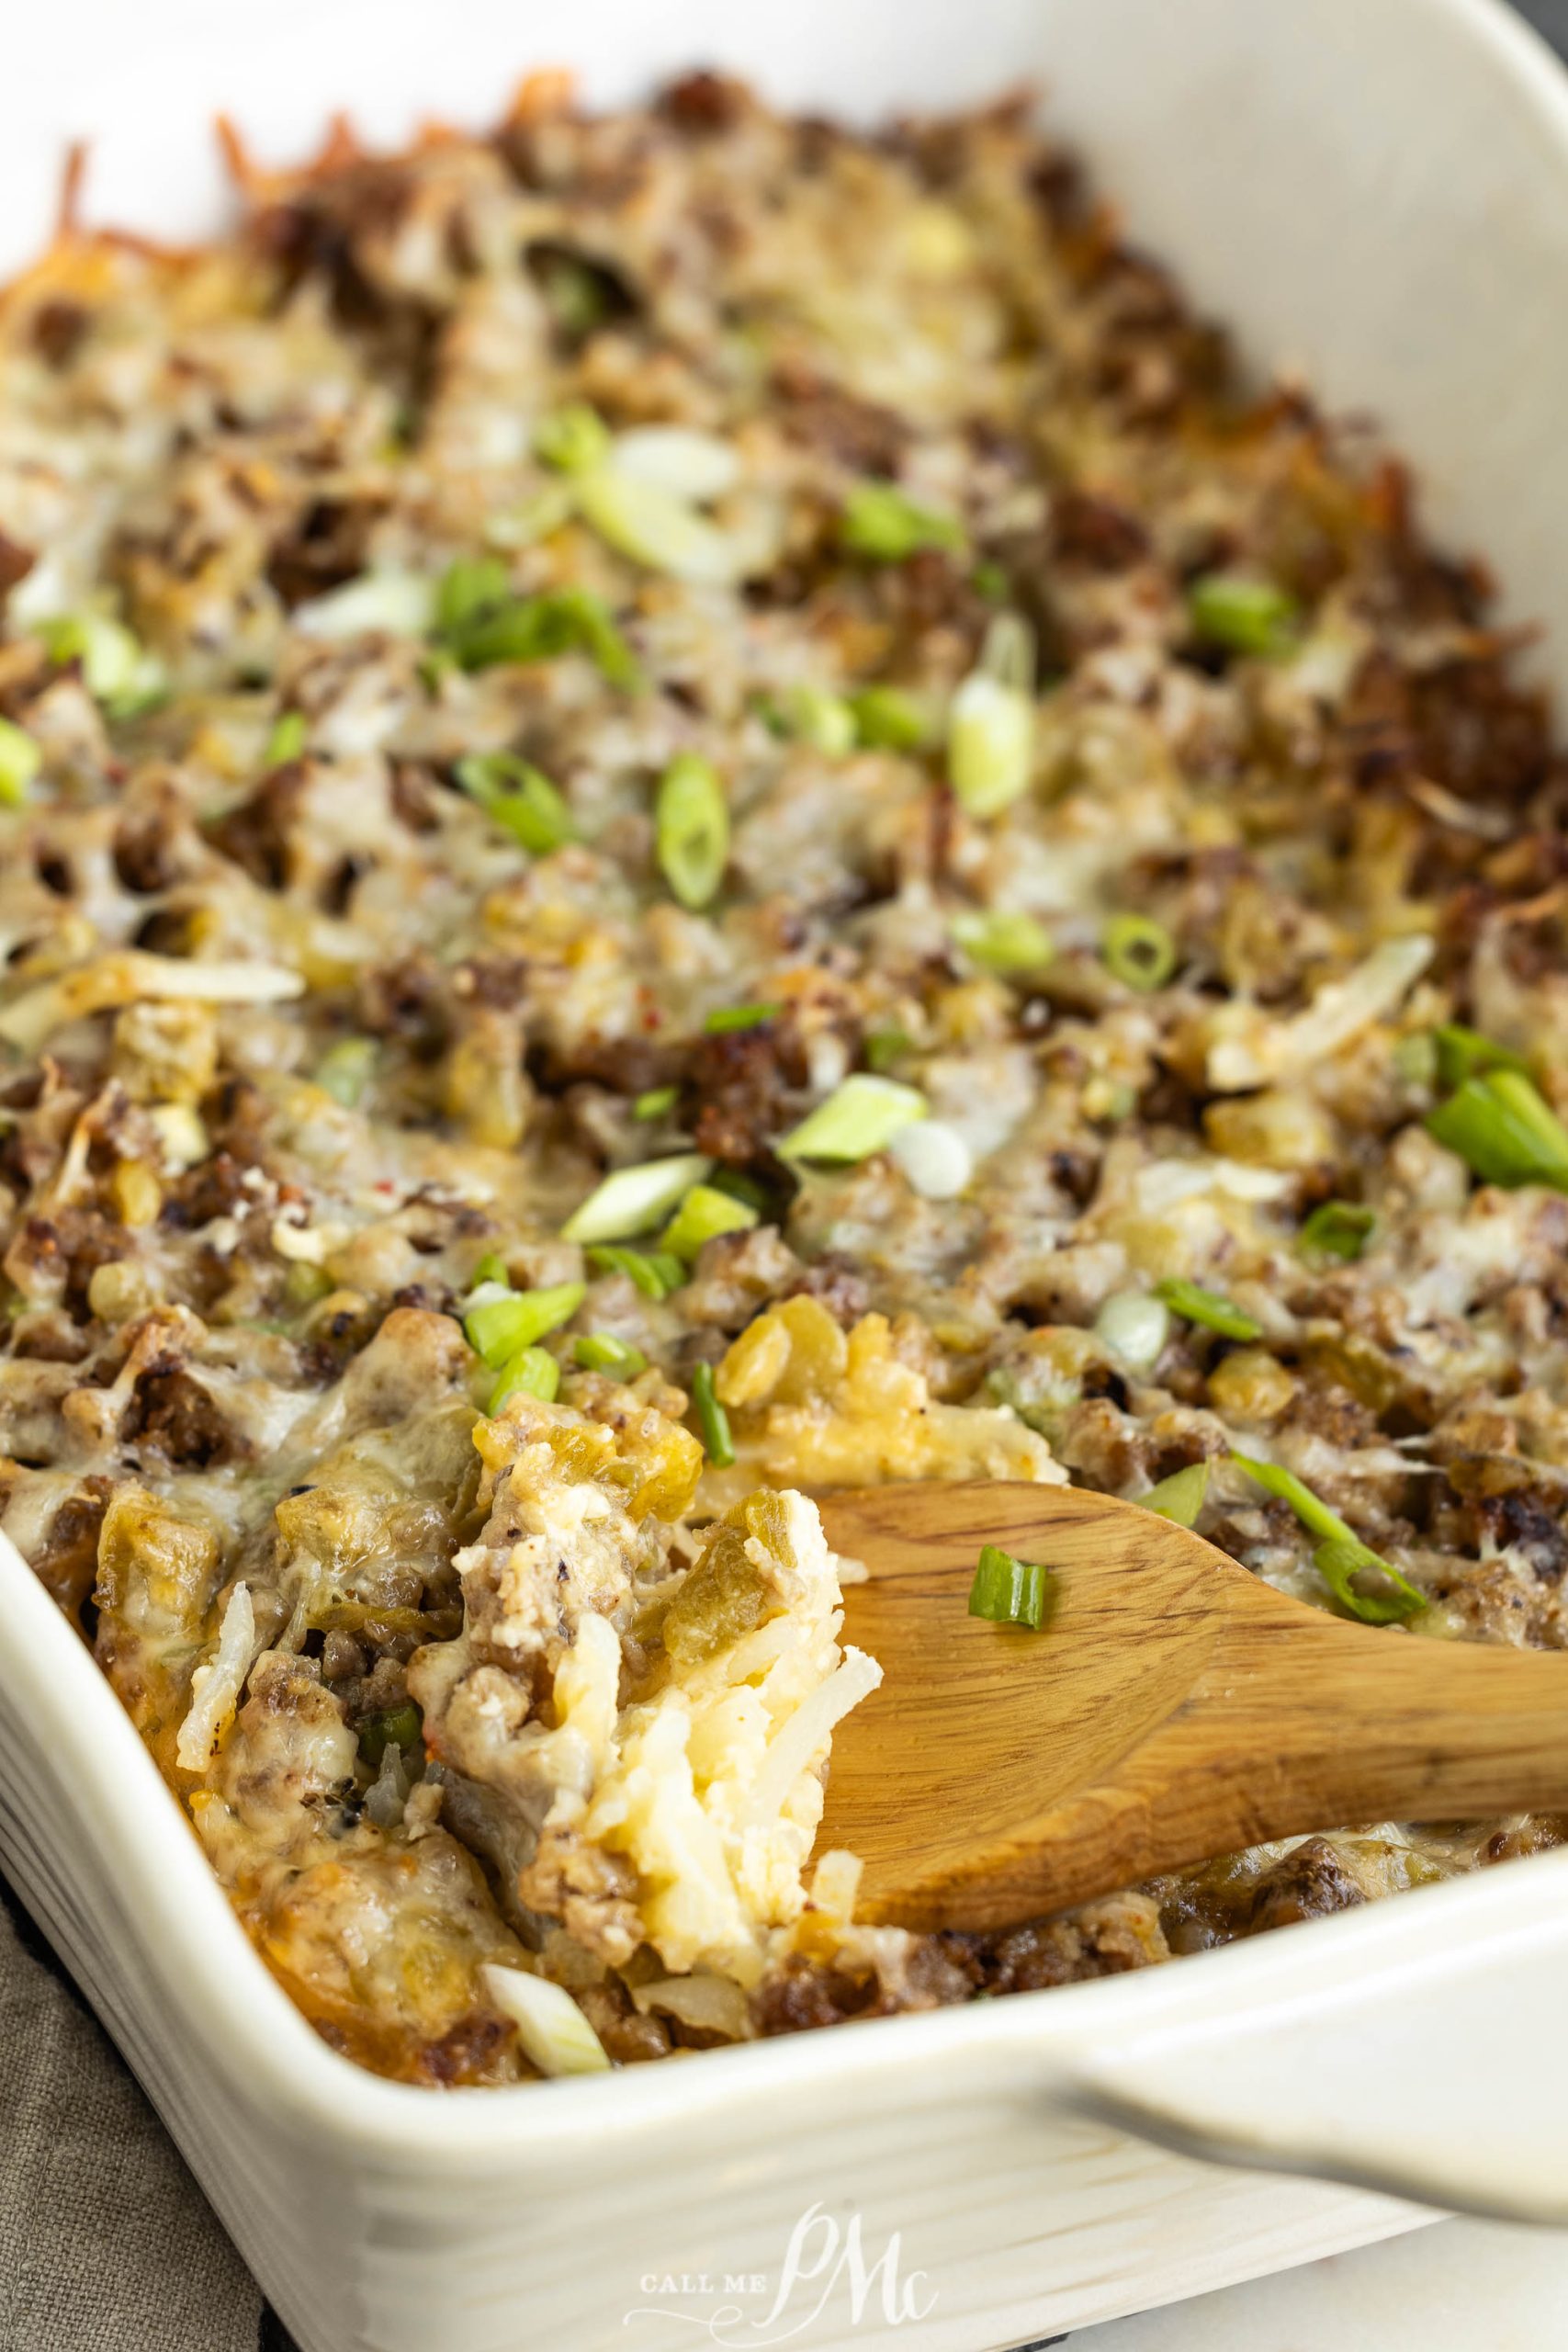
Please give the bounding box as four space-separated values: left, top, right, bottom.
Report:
948 615 1036 818
264 709 307 768
952 909 1054 975
704 1001 782 1035
655 752 729 910
1093 1289 1171 1374
1137 1462 1211 1527
1188 571 1299 656
1154 1277 1262 1340
39 611 167 718
464 1282 585 1369
434 555 512 639
632 1085 679 1124
533 401 613 474
863 1025 914 1073
312 1036 378 1109
1312 1537 1427 1626
445 587 641 689
0 717 42 807
777 1074 928 1163
357 1700 423 1770
1102 913 1178 992
660 1182 759 1261
1298 1200 1376 1261
1432 1023 1530 1091
691 1360 735 1466
1230 1452 1426 1624
490 1345 561 1410
563 1153 714 1245
840 481 964 561
967 1543 1055 1631
849 685 931 752
454 752 575 854
1426 1069 1568 1192
585 1244 687 1299
575 468 743 586
778 683 857 755
574 1332 649 1378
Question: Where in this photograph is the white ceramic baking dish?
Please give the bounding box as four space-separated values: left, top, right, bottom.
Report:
7 1 1568 2345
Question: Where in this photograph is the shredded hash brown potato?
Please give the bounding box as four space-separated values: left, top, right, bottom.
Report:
3 71 1568 2083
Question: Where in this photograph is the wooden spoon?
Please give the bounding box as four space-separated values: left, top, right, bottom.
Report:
817 1481 1568 1932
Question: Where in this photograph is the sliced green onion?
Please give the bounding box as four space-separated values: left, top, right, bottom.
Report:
1154 1277 1262 1341
1426 1070 1568 1191
533 401 612 475
446 588 641 689
863 1025 914 1073
633 1085 678 1123
312 1036 378 1108
434 555 512 639
952 909 1054 975
1230 1452 1354 1544
490 1345 561 1410
484 481 577 550
585 1243 686 1299
471 1252 511 1289
574 1332 649 1378
655 753 729 911
482 1962 610 2077
708 1167 770 1212
1094 1290 1171 1374
850 685 931 752
563 1153 714 1245
948 674 1033 819
1298 1200 1376 1261
464 1281 585 1369
971 559 1009 603
777 1074 928 1163
0 717 42 807
947 613 1036 818
1432 1022 1531 1091
840 481 964 561
778 683 856 755
660 1182 758 1262
357 1700 423 1770
454 752 575 854
612 426 740 501
574 468 742 586
690 1360 735 1466
1312 1537 1427 1627
976 610 1035 692
1138 1462 1211 1528
967 1543 1055 1631
264 710 307 768
1188 572 1299 656
704 1001 781 1035
1103 913 1178 992
295 570 435 643
39 612 166 717
1231 1453 1425 1623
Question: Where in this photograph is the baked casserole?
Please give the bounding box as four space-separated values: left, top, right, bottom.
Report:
1 72 1564 2086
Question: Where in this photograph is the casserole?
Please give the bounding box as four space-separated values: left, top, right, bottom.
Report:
8 0 1568 2342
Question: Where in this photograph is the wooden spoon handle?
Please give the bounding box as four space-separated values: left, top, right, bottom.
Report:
1201 1595 1568 1841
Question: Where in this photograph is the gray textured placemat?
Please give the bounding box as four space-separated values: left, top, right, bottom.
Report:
0 1877 278 2352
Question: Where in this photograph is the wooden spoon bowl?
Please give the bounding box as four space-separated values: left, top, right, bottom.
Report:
817 1482 1568 1932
